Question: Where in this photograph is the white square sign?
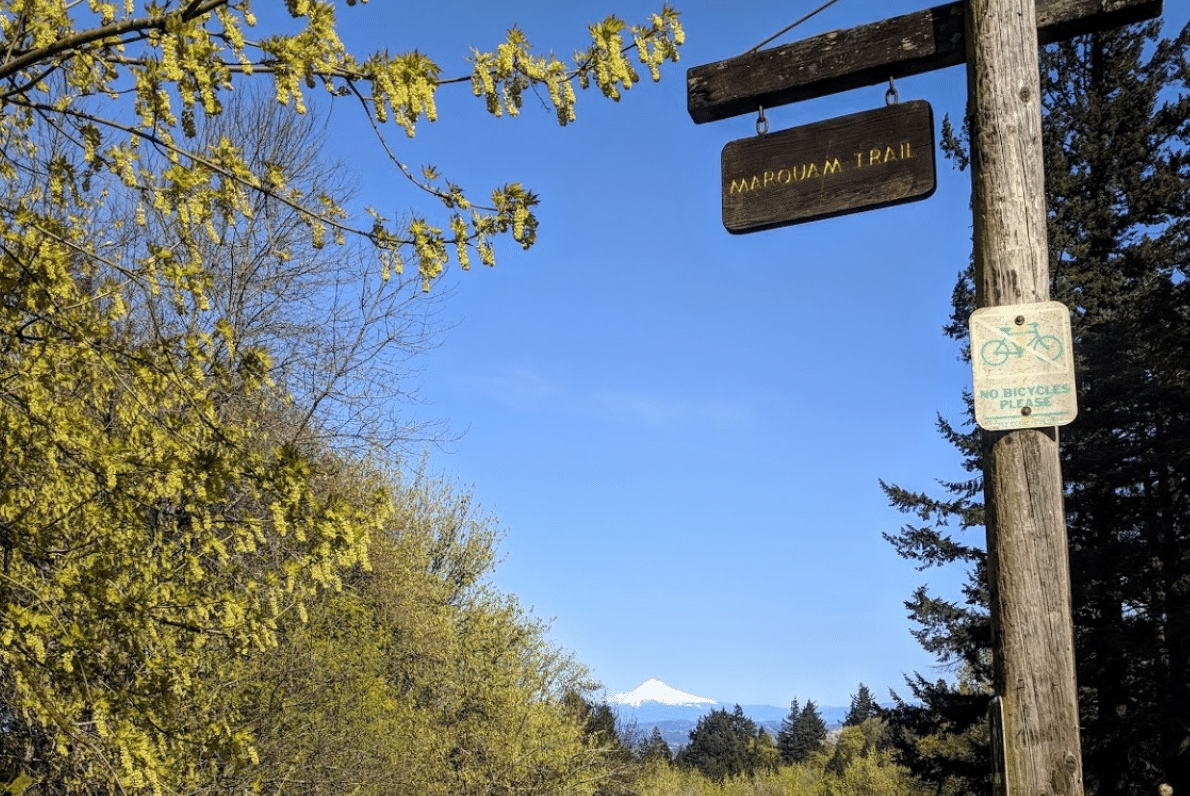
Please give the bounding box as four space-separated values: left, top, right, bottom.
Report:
969 301 1077 431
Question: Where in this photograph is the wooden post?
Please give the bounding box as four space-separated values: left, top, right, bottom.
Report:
686 4 1166 793
966 1 1084 795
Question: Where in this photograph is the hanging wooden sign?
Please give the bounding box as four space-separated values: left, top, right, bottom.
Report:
721 99 936 233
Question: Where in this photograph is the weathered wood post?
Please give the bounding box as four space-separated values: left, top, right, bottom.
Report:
686 4 1166 794
966 1 1083 794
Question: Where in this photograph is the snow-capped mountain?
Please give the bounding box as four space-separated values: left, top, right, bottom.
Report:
610 678 718 708
607 679 848 751
608 679 720 737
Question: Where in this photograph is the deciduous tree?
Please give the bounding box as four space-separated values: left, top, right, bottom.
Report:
823 719 917 796
0 0 683 288
0 2 684 792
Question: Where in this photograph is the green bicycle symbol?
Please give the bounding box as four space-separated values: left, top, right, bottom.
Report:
979 322 1063 367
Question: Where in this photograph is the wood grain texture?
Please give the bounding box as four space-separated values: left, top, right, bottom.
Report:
967 1 1085 794
720 101 935 232
687 0 1162 124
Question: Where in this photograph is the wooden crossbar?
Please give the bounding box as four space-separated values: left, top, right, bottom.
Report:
687 0 1163 124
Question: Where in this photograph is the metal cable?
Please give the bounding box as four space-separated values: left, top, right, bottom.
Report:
748 0 845 53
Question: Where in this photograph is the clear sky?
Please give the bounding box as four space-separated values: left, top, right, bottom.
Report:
315 0 1190 709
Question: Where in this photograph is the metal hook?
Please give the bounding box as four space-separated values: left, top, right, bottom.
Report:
885 76 900 106
756 105 769 136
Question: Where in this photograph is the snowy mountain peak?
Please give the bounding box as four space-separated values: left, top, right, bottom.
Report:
610 679 718 708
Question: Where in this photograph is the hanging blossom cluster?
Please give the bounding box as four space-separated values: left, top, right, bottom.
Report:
0 0 684 291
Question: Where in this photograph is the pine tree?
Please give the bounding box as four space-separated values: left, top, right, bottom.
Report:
677 705 763 782
792 700 829 762
776 698 802 764
639 727 673 765
883 16 1190 796
1042 19 1190 795
777 697 827 764
884 675 992 796
844 683 882 726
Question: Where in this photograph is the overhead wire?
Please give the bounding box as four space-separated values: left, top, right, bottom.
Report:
748 0 846 54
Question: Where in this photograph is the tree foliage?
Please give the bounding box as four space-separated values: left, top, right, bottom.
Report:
1042 20 1190 796
882 17 1190 796
236 470 625 796
776 697 801 763
0 0 683 290
0 250 382 790
884 675 992 796
638 726 673 766
822 719 918 796
777 698 827 765
636 713 926 796
0 2 685 793
563 693 640 796
843 683 882 727
4 463 629 795
677 705 776 783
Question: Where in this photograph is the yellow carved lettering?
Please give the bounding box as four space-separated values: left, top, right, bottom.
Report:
884 146 897 162
870 148 882 166
902 142 913 159
727 154 847 198
855 152 864 168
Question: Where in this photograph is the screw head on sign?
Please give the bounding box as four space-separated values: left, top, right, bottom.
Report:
1015 315 1026 325
1022 406 1032 416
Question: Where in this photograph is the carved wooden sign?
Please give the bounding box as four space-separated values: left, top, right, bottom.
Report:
721 99 936 233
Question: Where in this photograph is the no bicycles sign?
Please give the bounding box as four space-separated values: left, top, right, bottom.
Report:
969 301 1077 431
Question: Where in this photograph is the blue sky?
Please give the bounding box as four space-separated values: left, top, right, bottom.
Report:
314 0 1190 708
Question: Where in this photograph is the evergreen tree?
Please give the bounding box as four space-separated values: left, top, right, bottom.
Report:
676 705 763 782
579 700 624 750
844 683 882 726
777 697 827 764
1041 20 1190 796
639 727 673 765
791 700 829 762
883 675 992 796
776 698 802 764
883 17 1190 796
